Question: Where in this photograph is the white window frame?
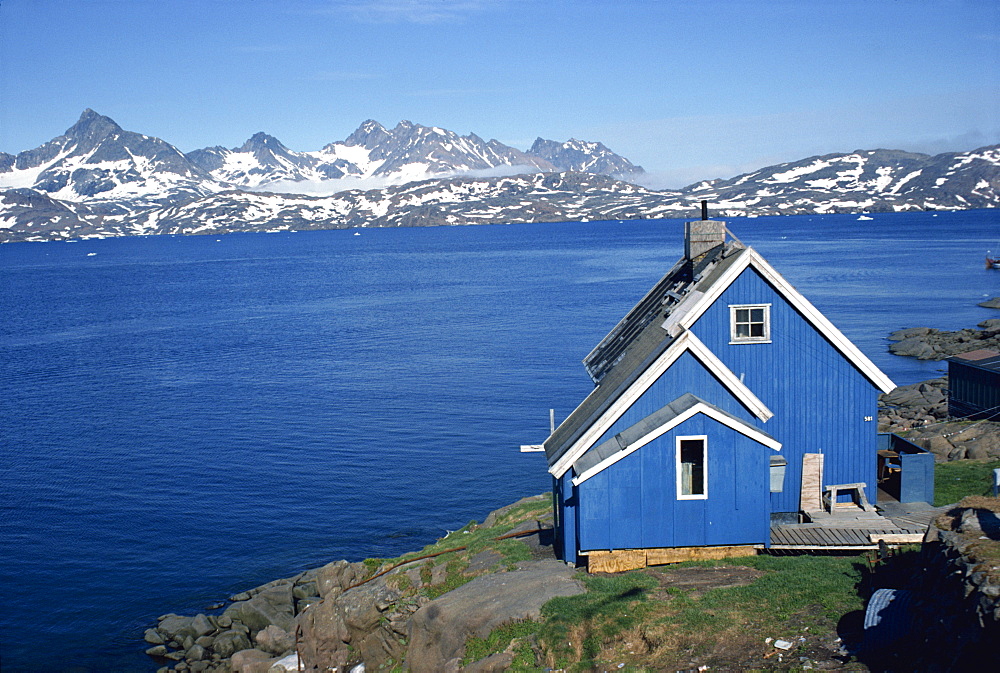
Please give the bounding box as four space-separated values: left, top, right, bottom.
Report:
676 435 708 500
729 303 771 344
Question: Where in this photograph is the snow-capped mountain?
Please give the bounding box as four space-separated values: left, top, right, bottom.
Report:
528 137 644 178
1 110 635 202
1 110 998 243
185 119 560 189
688 147 1000 213
0 109 225 209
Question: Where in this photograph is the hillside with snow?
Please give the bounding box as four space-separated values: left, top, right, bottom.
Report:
1 110 998 243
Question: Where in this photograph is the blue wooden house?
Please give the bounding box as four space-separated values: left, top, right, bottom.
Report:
544 216 899 566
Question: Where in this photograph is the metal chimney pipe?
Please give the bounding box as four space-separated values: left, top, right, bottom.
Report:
701 200 708 220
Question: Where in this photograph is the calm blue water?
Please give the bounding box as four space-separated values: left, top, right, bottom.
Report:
1 211 997 671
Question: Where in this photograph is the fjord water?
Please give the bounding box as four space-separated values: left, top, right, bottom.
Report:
1 210 997 671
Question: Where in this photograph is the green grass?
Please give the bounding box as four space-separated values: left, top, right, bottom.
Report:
934 459 1000 506
526 554 865 671
462 620 540 668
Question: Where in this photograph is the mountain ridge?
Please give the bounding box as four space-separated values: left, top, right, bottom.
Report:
1 110 998 243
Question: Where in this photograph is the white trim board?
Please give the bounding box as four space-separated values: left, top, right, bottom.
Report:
677 247 896 394
571 402 781 486
550 329 773 478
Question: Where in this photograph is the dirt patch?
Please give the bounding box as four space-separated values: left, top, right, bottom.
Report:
644 564 766 598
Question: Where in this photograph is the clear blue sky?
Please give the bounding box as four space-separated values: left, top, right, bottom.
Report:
1 0 998 187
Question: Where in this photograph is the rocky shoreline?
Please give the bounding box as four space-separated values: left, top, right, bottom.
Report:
143 495 577 673
878 297 1000 461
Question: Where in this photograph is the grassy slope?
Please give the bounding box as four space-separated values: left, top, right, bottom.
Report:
934 458 1000 506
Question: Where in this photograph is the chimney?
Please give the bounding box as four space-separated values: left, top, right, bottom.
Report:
684 201 727 260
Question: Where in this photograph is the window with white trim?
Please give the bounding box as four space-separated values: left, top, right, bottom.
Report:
730 304 771 343
676 436 707 500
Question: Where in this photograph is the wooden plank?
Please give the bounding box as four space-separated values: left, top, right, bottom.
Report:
586 549 646 573
801 453 824 512
587 545 759 573
868 533 924 544
769 544 877 551
646 545 757 566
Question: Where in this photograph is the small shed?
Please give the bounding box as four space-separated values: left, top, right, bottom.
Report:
947 349 1000 420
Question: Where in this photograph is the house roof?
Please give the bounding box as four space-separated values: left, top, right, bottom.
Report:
948 349 1000 374
545 238 896 479
571 392 780 486
583 242 732 384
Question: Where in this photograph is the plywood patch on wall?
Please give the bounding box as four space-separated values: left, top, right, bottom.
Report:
586 545 759 573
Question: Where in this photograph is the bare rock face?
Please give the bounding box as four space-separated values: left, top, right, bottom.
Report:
405 560 584 672
297 573 407 671
316 560 368 598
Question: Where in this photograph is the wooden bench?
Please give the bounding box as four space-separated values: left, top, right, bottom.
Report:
822 482 876 513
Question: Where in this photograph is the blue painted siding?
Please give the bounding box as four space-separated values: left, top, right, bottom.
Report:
593 350 758 448
555 472 579 565
576 413 771 551
691 267 879 513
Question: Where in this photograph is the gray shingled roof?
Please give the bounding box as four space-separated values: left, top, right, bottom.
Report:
545 239 747 468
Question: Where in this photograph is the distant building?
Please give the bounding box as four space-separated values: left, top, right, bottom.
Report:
948 350 1000 420
542 211 932 566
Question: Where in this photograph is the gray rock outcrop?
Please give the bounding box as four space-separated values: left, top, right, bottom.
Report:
146 495 563 673
878 377 1000 461
887 323 1000 360
405 560 584 672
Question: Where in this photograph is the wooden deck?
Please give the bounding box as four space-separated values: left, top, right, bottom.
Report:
769 501 949 551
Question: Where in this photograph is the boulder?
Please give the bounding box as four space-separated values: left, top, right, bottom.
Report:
293 580 319 600
465 651 516 672
230 648 279 673
888 327 935 340
254 624 295 655
406 560 584 672
889 337 937 359
212 630 253 658
223 584 295 633
158 614 196 640
355 626 406 668
144 628 165 645
966 444 991 460
316 560 368 598
191 613 215 638
977 297 1000 309
186 644 207 662
340 577 402 636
